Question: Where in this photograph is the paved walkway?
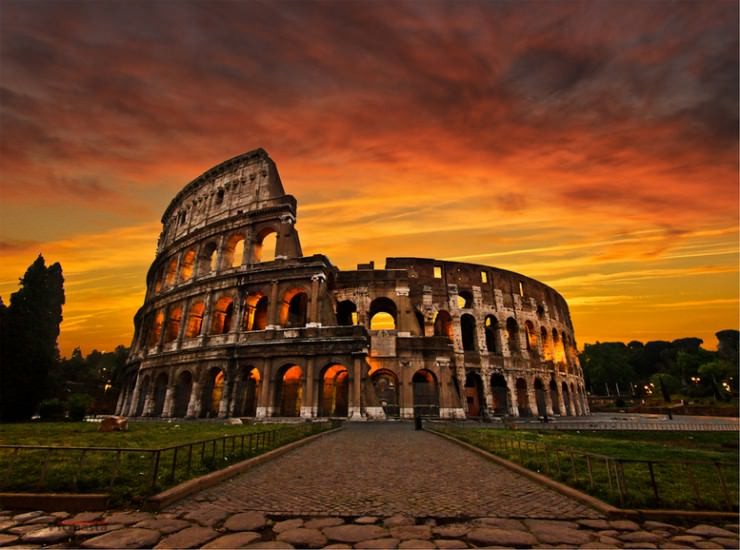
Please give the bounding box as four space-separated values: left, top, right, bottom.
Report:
1 423 738 548
166 423 599 519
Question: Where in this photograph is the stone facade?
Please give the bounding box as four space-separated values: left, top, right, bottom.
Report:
116 149 589 420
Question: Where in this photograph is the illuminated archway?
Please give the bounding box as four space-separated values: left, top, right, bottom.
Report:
372 369 399 417
461 314 477 351
369 297 397 330
412 369 439 417
465 372 485 417
434 310 453 341
253 228 277 263
280 288 308 327
275 365 303 417
179 249 196 282
211 297 234 334
148 310 165 347
200 368 225 418
164 257 177 288
164 306 183 343
185 302 205 338
243 293 268 331
173 371 192 417
234 367 260 417
336 300 357 326
318 364 349 417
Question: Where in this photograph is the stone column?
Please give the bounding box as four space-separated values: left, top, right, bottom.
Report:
229 370 243 417
176 297 190 349
162 383 175 417
308 274 325 326
544 386 554 416
506 373 519 417
266 280 280 329
301 357 315 418
527 380 538 417
401 366 414 419
126 377 141 416
349 356 365 420
481 369 493 414
200 291 214 341
186 381 202 418
214 234 226 272
142 383 155 416
256 362 272 418
556 380 567 416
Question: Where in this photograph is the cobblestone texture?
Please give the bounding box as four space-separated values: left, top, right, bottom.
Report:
167 423 600 518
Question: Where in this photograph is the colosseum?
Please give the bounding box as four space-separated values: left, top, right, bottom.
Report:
116 149 589 421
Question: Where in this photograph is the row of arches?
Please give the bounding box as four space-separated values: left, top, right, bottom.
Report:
128 362 352 419
146 287 309 347
154 229 278 294
463 372 586 417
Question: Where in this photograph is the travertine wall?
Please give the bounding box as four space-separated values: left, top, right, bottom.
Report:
117 150 588 420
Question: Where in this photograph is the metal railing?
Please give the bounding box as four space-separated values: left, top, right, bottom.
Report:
428 422 738 511
0 421 340 500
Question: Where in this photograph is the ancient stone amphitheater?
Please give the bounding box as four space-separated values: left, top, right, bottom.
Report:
116 149 588 420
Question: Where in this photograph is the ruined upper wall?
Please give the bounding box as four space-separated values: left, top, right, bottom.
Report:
157 149 296 252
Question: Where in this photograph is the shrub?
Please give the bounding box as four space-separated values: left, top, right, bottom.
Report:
67 394 93 421
38 398 65 421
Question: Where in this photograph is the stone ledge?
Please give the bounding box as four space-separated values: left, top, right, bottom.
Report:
146 426 342 510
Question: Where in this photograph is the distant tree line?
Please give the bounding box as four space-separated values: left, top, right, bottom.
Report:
0 255 129 422
579 331 738 401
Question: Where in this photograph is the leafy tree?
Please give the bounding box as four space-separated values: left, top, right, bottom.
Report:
0 255 65 421
580 342 636 394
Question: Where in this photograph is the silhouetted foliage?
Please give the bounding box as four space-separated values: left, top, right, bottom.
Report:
0 255 65 421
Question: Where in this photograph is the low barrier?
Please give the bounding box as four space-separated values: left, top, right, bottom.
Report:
0 421 340 504
427 422 738 512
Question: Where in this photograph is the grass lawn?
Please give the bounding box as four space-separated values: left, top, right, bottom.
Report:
0 420 335 505
432 425 739 512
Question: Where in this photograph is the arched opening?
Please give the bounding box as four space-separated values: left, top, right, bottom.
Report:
549 379 560 415
372 370 399 417
485 315 500 353
541 327 550 360
561 381 571 416
369 297 397 330
434 310 453 342
234 367 260 417
154 267 164 293
516 378 530 417
201 368 225 418
164 258 178 288
414 310 425 335
412 369 439 417
185 302 205 338
552 329 563 363
198 242 219 276
275 365 303 417
164 306 183 343
280 289 308 327
152 373 168 416
243 293 268 331
147 310 164 347
253 228 278 263
336 300 357 326
319 364 349 417
223 235 245 269
211 297 234 334
491 374 508 415
536 304 545 319
135 376 150 416
457 290 474 309
534 378 547 417
465 372 485 417
173 371 192 417
506 318 520 355
525 321 538 357
461 314 477 351
179 249 196 283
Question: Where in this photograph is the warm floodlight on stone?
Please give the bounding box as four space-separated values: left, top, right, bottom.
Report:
116 149 588 421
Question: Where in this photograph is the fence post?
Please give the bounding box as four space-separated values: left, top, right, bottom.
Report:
187 444 193 476
151 450 161 490
586 455 594 488
647 461 659 505
170 447 179 483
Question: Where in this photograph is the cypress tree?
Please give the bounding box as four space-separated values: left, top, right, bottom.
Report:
0 255 65 421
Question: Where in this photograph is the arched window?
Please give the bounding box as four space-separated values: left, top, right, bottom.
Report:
214 188 225 206
506 318 520 354
434 310 453 341
336 300 357 326
179 249 196 283
276 365 303 417
372 369 400 417
223 234 245 269
458 290 474 309
164 306 183 343
280 288 308 327
234 367 260 417
211 297 234 334
201 368 225 418
243 293 268 331
461 314 477 351
485 315 499 353
164 258 178 288
541 327 550 360
369 297 397 330
525 321 537 354
412 369 439 417
319 364 349 417
198 242 218 276
148 310 164 347
185 302 205 338
253 228 278 263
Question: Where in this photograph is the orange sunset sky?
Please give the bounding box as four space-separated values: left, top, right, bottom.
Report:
0 0 738 357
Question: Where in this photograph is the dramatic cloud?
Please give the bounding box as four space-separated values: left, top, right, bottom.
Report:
0 0 737 354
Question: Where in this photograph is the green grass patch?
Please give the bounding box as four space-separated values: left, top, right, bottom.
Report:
0 421 336 506
432 425 738 512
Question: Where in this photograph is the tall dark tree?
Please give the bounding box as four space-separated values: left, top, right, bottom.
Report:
0 255 65 421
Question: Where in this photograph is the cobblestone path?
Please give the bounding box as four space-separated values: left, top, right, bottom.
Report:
166 423 600 519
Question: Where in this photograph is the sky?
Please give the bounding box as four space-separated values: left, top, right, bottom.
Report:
0 0 738 357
